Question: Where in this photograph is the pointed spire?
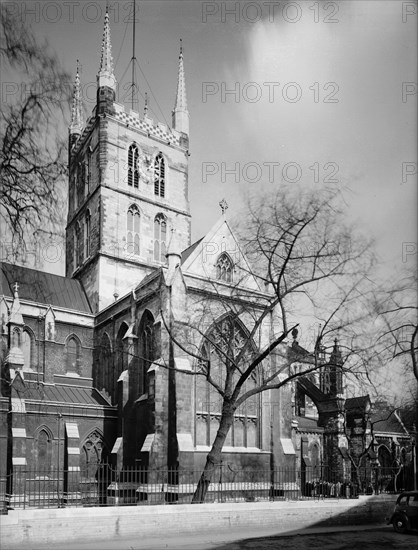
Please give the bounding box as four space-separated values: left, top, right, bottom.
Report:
330 337 343 366
69 60 83 135
172 39 189 135
97 6 117 91
8 281 23 326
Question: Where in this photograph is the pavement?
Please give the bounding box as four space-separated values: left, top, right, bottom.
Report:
20 523 418 550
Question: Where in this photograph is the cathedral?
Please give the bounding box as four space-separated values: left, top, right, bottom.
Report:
0 11 412 502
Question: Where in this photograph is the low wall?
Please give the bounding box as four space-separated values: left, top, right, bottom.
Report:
1 494 396 549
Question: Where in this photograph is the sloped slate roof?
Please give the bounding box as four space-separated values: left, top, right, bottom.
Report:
181 238 203 264
17 380 111 406
295 415 324 433
1 262 91 313
371 411 407 434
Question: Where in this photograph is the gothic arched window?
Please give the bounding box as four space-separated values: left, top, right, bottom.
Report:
153 214 167 262
35 428 52 472
80 431 105 479
127 205 140 256
195 317 259 448
154 153 165 197
85 210 91 259
66 336 81 374
310 443 320 473
138 310 155 395
128 143 139 188
216 253 233 283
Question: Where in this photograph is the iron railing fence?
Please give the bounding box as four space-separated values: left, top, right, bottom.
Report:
0 464 412 511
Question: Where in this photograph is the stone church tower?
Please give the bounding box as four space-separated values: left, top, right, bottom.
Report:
66 9 191 313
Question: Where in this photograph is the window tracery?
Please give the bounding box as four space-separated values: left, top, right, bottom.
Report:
195 317 259 448
216 253 233 283
127 205 140 256
154 153 165 197
128 143 140 188
153 214 167 262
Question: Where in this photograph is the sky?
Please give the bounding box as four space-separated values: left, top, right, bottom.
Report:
6 0 415 280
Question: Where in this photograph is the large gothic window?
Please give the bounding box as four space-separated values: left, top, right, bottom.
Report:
66 336 81 374
154 153 165 197
127 205 140 256
138 310 155 395
128 143 139 188
153 214 167 262
195 317 259 448
216 253 233 283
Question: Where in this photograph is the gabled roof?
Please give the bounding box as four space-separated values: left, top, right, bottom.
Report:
371 410 409 435
181 217 262 291
1 262 92 313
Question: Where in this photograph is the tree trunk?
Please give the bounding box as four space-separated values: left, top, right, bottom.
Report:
192 402 235 503
353 465 362 493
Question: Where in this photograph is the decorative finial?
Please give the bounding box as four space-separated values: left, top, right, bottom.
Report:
97 6 116 91
69 60 83 134
172 38 189 134
8 281 24 326
219 198 228 215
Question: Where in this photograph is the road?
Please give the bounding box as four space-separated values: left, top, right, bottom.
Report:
22 525 417 550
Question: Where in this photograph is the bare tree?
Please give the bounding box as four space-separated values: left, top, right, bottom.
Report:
0 5 71 261
374 269 418 382
161 186 377 503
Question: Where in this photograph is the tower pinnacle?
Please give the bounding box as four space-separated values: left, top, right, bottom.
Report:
172 39 189 135
69 60 83 135
97 7 117 92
